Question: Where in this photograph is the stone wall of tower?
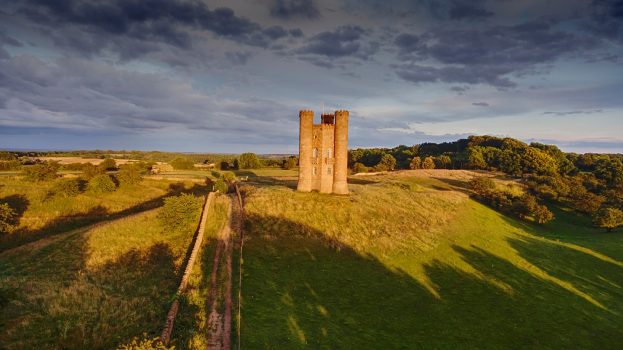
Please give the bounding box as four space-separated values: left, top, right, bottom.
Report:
297 110 313 192
333 110 349 194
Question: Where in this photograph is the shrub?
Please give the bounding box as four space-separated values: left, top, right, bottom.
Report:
49 178 82 197
353 162 369 173
214 178 229 193
593 207 623 232
470 177 496 196
0 203 17 234
117 335 171 350
170 157 195 170
534 205 555 224
238 153 262 169
0 160 21 171
88 174 116 193
220 171 236 183
98 158 117 171
82 163 105 179
158 193 200 230
282 156 298 170
117 164 142 186
23 161 60 182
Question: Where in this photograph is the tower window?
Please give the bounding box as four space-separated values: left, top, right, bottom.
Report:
313 148 318 158
313 166 317 175
327 149 332 158
327 167 332 175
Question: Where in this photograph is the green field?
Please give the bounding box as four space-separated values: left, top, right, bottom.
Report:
239 170 623 349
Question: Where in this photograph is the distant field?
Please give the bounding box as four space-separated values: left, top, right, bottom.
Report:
34 156 142 165
238 169 623 349
0 178 206 251
0 194 204 349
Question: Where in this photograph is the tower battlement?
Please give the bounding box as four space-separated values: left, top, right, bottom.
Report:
297 110 349 194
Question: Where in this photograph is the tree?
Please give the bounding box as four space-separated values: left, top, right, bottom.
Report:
238 153 262 169
422 156 436 169
522 147 558 175
593 208 623 232
435 155 452 169
117 164 142 186
0 203 17 234
23 161 60 182
220 171 237 183
409 157 421 170
282 156 298 170
88 174 116 193
374 154 397 171
467 147 487 169
98 158 117 171
213 178 229 193
170 158 195 170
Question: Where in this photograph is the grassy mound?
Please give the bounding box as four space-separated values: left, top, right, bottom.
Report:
0 194 204 349
239 170 623 349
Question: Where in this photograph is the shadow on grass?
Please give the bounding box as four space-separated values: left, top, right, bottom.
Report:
0 194 29 228
0 182 210 252
0 229 181 349
239 213 623 349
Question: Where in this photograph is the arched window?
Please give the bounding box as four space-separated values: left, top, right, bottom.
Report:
327 167 332 175
313 148 318 158
327 149 332 158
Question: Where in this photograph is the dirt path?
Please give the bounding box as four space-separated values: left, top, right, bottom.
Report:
206 194 241 350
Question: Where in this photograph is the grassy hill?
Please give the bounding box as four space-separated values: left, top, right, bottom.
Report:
238 170 623 349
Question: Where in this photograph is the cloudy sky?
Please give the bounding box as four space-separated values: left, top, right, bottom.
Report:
0 0 622 153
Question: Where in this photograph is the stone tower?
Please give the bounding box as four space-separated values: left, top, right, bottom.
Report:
297 109 349 194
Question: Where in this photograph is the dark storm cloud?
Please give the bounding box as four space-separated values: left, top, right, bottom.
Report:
588 0 623 41
3 0 298 66
270 0 320 19
422 0 494 21
394 20 595 88
296 25 379 67
543 109 604 116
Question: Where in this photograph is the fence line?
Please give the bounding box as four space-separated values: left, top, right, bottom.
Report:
160 191 215 345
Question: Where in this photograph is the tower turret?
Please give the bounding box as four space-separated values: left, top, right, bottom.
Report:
297 110 314 192
333 110 349 194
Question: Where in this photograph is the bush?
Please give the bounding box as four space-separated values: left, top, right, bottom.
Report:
98 158 117 171
214 178 229 193
117 335 171 350
170 157 195 170
0 203 17 234
117 164 142 186
221 171 236 183
534 205 555 224
82 163 105 179
593 207 623 232
23 162 60 182
238 153 262 169
282 156 298 170
353 162 369 173
470 177 496 196
158 193 200 230
49 178 82 197
0 160 21 171
88 174 116 193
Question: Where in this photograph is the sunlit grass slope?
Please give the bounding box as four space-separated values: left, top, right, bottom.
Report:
240 171 623 349
0 195 204 349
